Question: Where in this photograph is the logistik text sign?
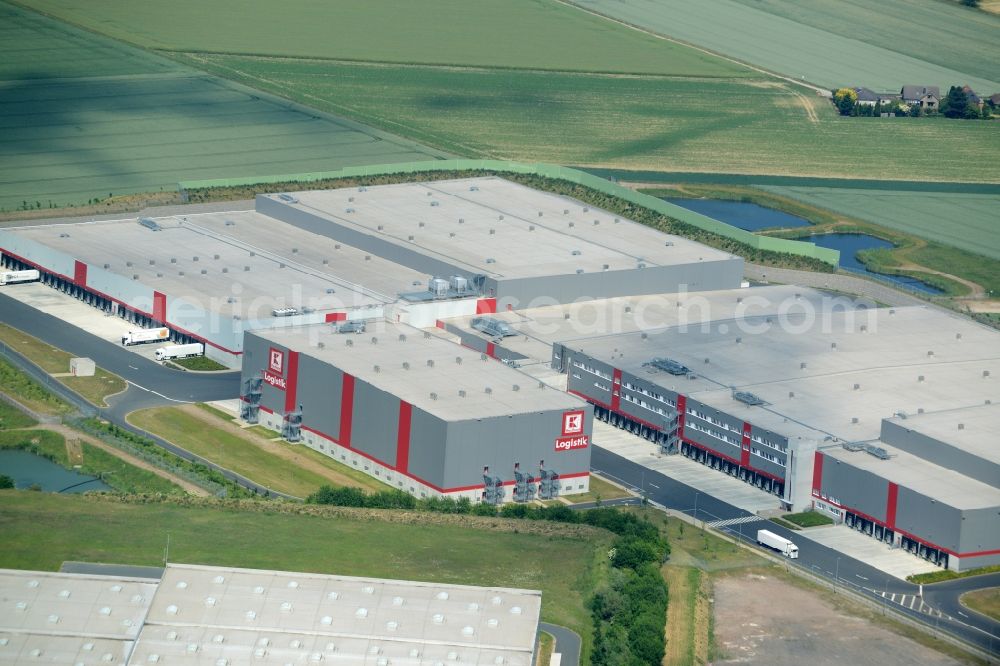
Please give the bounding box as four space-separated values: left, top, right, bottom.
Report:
264 347 286 390
555 435 589 451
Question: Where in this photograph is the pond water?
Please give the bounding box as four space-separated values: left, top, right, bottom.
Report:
662 198 812 230
0 449 112 493
807 234 944 295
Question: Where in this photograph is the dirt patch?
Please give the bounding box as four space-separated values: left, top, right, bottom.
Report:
64 437 84 466
712 571 963 665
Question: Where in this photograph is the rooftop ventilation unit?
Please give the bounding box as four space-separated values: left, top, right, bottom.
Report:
272 307 298 317
450 275 469 294
138 217 161 231
733 390 765 406
644 357 690 376
864 444 891 460
428 277 449 297
842 441 865 452
277 194 298 203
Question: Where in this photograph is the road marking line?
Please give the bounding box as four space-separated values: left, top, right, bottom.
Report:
855 574 868 581
126 381 190 403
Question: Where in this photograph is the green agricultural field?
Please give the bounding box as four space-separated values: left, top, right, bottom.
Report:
184 56 1000 183
760 188 1000 260
0 2 444 211
0 492 608 658
15 0 746 77
571 0 1000 91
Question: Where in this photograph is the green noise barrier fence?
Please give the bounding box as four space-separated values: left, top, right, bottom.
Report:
179 160 840 266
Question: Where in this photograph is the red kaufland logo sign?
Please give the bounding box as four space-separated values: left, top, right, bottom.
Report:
269 347 284 374
556 410 588 451
562 410 584 436
264 347 286 390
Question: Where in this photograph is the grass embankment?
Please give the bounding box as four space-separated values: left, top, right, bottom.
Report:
168 356 228 371
129 405 390 497
645 184 992 298
0 357 72 416
0 401 38 430
781 511 834 528
0 323 126 406
960 588 1000 622
908 564 1000 584
0 491 608 660
0 429 181 494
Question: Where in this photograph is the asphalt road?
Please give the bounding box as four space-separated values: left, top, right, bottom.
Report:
591 446 1000 658
539 622 581 666
0 293 240 405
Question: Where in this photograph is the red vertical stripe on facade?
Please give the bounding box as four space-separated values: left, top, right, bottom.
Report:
284 351 299 414
741 422 752 467
611 369 622 411
73 260 87 286
153 291 167 323
324 312 347 323
676 395 687 437
485 342 495 358
812 452 824 497
476 298 497 314
396 401 412 474
435 320 445 329
339 373 354 447
886 482 899 529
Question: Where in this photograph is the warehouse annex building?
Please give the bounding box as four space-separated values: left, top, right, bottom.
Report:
551 303 1000 571
0 177 743 367
0 564 542 665
241 321 592 502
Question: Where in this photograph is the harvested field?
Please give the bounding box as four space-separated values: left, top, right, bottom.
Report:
570 0 1000 91
184 55 1000 183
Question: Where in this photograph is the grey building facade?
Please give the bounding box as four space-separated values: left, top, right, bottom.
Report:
242 324 592 502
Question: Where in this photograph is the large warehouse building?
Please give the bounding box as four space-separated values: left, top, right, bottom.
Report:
0 177 742 366
241 322 592 502
0 564 542 665
550 303 1000 570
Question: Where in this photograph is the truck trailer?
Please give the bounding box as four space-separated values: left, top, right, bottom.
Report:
122 327 170 346
154 343 204 361
0 269 40 286
757 529 799 558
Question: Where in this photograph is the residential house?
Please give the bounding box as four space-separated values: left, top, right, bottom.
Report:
853 87 878 106
901 85 940 110
990 93 1000 108
962 85 983 108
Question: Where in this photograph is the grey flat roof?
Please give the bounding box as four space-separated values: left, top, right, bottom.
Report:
823 444 1000 510
882 402 1000 466
561 304 1000 446
130 564 540 665
5 209 427 318
0 568 156 664
273 176 734 279
255 321 585 420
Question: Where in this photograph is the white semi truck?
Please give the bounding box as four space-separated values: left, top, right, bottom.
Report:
121 327 169 346
154 343 204 362
757 529 799 558
0 269 40 286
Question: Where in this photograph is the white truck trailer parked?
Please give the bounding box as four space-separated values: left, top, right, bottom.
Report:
121 327 169 346
757 529 799 558
154 343 204 361
0 269 40 285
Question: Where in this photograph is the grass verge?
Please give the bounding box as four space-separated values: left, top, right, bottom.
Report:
769 516 801 531
908 564 1000 584
169 356 228 371
562 475 632 504
960 588 1000 622
536 632 554 666
128 406 389 496
0 357 73 416
0 491 608 661
781 511 833 528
